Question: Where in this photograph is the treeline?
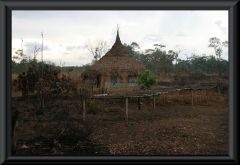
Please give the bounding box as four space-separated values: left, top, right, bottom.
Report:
12 59 91 74
12 37 228 77
12 46 228 76
124 42 228 76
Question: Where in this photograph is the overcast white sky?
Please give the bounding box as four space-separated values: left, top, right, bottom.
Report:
12 10 228 67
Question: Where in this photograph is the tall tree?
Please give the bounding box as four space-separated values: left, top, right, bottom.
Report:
85 38 108 64
208 37 228 77
124 42 141 60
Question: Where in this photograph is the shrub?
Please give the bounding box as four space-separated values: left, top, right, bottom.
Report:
135 70 157 90
173 66 190 86
189 70 206 80
87 101 108 114
17 62 61 95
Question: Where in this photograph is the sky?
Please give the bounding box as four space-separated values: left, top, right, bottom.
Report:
12 10 228 67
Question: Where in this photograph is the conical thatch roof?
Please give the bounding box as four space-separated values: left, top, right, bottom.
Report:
82 30 146 78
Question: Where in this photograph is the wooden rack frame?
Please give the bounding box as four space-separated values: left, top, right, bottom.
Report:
81 84 219 124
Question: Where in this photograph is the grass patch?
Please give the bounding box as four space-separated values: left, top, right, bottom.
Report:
154 89 228 107
86 100 108 114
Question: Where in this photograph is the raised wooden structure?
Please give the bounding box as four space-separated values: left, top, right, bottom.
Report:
80 84 219 124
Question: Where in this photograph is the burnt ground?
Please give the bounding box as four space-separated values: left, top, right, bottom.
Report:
12 90 228 156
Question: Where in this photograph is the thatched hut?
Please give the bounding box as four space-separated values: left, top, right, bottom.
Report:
81 29 146 89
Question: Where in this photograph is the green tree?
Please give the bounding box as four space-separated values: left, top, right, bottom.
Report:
206 55 217 73
124 42 141 60
12 49 29 73
208 37 228 77
144 44 178 75
135 70 157 90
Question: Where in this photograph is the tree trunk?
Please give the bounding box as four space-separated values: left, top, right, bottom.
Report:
218 60 222 77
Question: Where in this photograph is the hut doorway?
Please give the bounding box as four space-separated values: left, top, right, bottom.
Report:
96 75 101 88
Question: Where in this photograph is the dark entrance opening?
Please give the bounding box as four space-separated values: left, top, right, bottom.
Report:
96 75 101 88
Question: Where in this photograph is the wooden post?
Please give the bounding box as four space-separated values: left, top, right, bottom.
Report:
126 97 128 125
198 90 201 104
152 95 155 121
182 91 184 102
191 90 193 106
92 84 94 94
206 89 208 103
138 97 140 110
218 85 220 96
83 99 86 121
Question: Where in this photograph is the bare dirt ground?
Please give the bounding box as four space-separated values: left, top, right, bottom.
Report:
12 89 228 156
85 98 228 155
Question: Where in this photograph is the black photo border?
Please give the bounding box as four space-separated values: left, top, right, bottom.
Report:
0 0 239 164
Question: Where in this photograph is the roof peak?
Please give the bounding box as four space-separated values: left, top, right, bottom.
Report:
115 29 121 44
115 24 122 44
